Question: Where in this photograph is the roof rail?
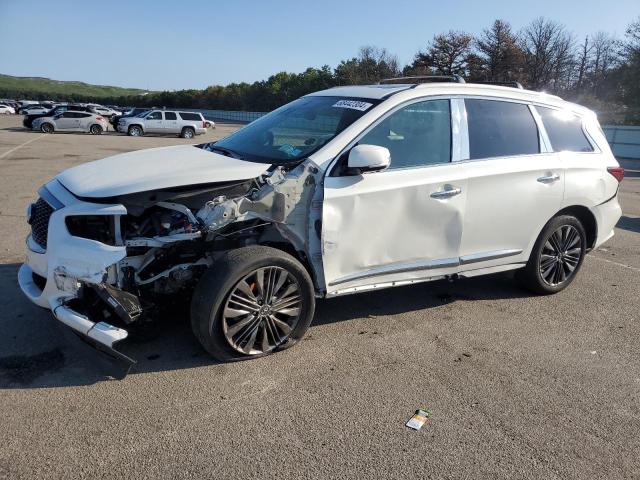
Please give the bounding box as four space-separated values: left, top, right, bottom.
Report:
379 75 466 85
471 80 523 89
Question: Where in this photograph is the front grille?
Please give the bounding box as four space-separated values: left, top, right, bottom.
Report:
29 198 54 249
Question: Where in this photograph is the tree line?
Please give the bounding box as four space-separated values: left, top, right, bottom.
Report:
5 16 640 124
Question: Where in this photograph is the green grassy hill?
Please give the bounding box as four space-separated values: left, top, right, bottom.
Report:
0 74 151 100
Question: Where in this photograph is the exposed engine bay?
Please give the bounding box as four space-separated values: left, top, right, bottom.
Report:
67 160 322 329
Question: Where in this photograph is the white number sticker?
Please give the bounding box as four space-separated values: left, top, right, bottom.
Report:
332 100 373 111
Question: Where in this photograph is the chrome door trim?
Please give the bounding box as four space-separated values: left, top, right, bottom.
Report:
328 249 522 287
528 104 553 153
451 98 469 161
459 249 522 265
328 257 460 287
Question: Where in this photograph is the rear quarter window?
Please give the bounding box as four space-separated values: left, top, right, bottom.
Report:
179 112 202 121
466 99 540 160
536 106 594 152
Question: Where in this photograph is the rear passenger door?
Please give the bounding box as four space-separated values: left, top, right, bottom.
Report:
459 98 564 268
145 111 164 132
164 111 179 133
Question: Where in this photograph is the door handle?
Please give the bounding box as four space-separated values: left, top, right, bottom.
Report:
537 174 560 184
430 186 462 199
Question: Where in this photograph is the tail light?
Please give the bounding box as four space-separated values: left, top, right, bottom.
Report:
96 116 104 121
202 121 206 128
607 167 625 183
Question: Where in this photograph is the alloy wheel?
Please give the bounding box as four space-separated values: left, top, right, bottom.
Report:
539 225 582 286
222 266 302 355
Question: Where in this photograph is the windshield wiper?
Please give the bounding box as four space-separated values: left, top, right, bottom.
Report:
207 144 243 159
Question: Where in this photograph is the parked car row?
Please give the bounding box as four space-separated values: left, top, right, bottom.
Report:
2 98 215 137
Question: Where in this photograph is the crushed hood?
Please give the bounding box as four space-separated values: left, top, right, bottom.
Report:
56 145 269 198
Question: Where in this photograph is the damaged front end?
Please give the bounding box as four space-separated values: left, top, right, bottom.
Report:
20 160 323 377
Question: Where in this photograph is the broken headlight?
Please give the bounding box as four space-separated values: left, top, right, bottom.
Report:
65 215 118 246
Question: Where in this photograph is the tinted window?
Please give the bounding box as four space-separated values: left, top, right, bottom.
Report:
77 113 92 118
358 99 451 169
536 106 593 152
179 112 201 121
466 99 539 160
164 111 177 120
147 111 162 120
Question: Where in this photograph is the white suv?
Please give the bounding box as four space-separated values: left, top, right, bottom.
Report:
18 78 623 376
117 109 207 138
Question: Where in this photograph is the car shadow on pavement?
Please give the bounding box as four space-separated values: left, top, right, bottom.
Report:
0 262 529 389
616 215 640 233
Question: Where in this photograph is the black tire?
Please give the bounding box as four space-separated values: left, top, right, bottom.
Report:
128 125 143 136
89 124 103 135
518 215 587 295
181 127 195 139
191 246 315 362
40 123 54 133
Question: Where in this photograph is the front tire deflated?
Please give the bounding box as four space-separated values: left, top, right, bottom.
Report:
190 246 315 362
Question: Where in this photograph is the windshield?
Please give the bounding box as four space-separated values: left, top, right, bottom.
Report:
203 96 379 165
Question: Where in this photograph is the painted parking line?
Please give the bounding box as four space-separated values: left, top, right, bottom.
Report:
0 134 44 160
589 254 640 273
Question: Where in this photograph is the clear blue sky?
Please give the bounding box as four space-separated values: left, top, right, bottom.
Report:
0 0 637 91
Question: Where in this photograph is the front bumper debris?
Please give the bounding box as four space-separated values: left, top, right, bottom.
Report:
18 263 136 378
53 301 135 379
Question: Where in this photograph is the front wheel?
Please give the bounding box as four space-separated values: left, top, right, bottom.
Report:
128 125 143 136
40 123 54 133
191 246 315 362
518 215 586 295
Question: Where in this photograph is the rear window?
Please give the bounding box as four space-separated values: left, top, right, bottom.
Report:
536 106 594 152
466 99 539 160
179 112 201 121
164 111 177 120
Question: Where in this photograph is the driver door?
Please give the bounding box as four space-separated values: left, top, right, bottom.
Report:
144 111 164 132
54 112 78 130
322 99 468 294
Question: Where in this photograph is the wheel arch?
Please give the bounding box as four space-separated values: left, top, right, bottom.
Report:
208 221 321 294
555 205 598 250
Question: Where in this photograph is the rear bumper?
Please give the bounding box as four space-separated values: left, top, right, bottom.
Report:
591 195 623 248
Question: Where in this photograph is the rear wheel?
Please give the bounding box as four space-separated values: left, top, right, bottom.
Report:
191 246 315 362
518 215 586 294
128 125 143 136
89 124 103 135
181 127 195 139
40 123 54 133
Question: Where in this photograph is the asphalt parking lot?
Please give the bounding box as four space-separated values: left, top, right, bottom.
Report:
0 114 639 479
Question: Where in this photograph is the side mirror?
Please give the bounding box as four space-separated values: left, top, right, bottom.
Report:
347 144 390 174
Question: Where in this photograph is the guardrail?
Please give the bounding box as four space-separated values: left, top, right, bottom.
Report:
602 125 640 159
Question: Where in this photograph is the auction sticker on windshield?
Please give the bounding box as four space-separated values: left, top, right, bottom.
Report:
332 100 373 111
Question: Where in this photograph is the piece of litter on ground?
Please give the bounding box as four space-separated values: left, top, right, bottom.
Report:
406 408 432 430
590 351 597 355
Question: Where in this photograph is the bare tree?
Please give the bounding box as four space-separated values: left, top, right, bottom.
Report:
575 36 592 91
519 17 575 91
589 31 619 95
